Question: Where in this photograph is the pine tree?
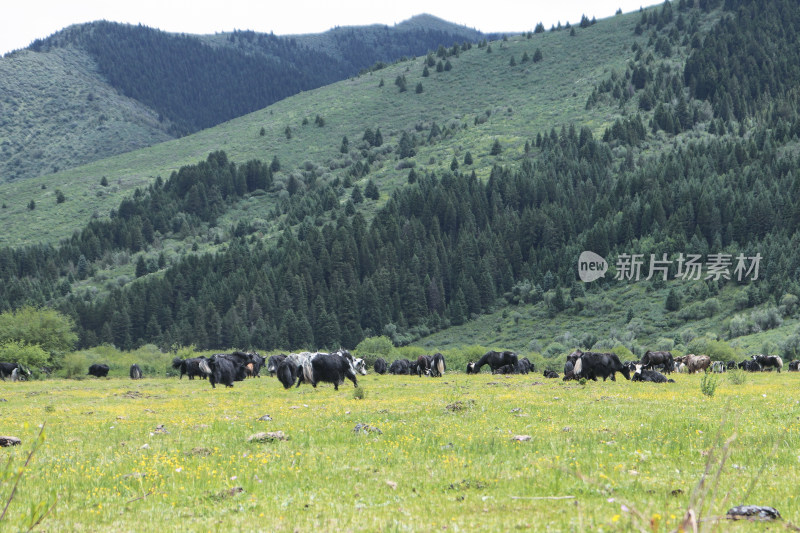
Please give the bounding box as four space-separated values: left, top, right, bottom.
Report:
490 139 502 155
270 155 281 172
422 66 430 77
464 151 473 165
665 288 681 311
451 157 459 171
415 82 423 94
351 185 363 204
340 136 349 153
533 49 543 62
364 180 379 200
135 255 147 278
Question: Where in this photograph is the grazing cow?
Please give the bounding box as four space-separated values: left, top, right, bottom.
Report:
726 360 737 370
642 351 674 374
373 358 388 375
0 362 31 381
466 350 519 374
518 357 534 374
414 355 433 377
266 355 287 377
631 365 674 383
130 364 143 380
430 353 446 377
738 359 762 372
88 363 110 378
788 360 800 372
684 354 711 374
306 350 359 390
543 370 559 378
623 360 640 374
753 354 783 373
389 359 413 375
199 354 247 388
172 356 208 380
566 351 630 381
281 352 316 387
711 361 727 373
231 351 265 377
276 358 300 389
353 357 368 376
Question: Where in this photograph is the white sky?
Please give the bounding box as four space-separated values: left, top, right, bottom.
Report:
2 1 660 56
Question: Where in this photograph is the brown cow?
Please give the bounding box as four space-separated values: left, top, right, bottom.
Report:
684 354 711 373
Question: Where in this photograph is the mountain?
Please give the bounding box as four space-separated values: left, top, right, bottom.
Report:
2 0 800 364
0 15 484 183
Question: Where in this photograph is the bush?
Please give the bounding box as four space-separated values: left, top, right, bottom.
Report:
727 368 747 385
751 307 782 332
687 337 739 363
700 373 718 397
0 341 50 369
354 336 394 365
62 352 89 378
728 314 753 338
779 293 798 317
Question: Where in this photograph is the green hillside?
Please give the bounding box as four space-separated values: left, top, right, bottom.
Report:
0 16 484 183
0 8 648 246
3 0 800 365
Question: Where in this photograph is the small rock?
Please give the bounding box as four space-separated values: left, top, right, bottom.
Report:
727 505 781 521
116 416 127 420
213 486 244 500
256 414 272 422
186 447 212 457
354 423 382 435
562 426 572 432
153 424 169 434
0 436 21 447
0 399 7 402
440 443 454 450
512 435 532 442
248 431 288 443
386 480 397 490
510 408 522 413
140 443 150 449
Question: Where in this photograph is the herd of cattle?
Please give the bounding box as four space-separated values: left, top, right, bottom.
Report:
1 350 798 387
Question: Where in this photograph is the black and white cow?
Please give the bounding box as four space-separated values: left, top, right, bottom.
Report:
389 359 413 375
564 351 630 381
641 350 674 374
130 364 143 380
373 357 388 375
413 355 432 376
280 352 316 387
352 357 368 376
466 350 518 374
266 355 287 377
753 354 783 372
710 361 726 373
788 360 800 372
631 364 673 383
430 353 446 377
305 349 359 390
88 363 110 378
0 362 31 381
172 356 208 380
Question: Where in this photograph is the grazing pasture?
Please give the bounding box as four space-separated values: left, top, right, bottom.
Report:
1 373 799 531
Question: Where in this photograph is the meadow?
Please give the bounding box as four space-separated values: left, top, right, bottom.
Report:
1 370 798 532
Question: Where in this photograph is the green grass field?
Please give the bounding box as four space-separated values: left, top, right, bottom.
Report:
1 371 798 531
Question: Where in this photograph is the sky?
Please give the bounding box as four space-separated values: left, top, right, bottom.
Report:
2 0 661 56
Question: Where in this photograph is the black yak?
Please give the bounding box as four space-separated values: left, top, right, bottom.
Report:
0 362 31 381
199 354 247 388
171 357 208 380
305 350 359 390
466 350 518 374
753 354 783 372
641 350 674 374
266 355 287 377
389 359 412 375
88 363 110 378
373 358 388 375
430 353 446 377
631 365 673 383
569 351 630 381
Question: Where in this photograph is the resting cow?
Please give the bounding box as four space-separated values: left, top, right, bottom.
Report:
543 370 559 378
373 358 388 375
631 365 674 383
642 351 674 374
130 364 143 380
788 360 800 372
492 364 516 375
752 354 783 372
466 350 518 374
88 363 110 378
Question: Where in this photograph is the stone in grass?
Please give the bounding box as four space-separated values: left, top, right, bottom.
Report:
512 435 532 442
0 436 21 447
248 431 288 443
353 423 382 435
256 414 272 421
727 505 781 521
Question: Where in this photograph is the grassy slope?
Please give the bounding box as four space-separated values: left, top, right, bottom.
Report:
0 10 644 247
0 46 172 184
1 374 797 531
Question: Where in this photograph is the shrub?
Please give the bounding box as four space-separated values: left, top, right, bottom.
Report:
727 368 747 385
0 341 49 369
700 373 717 397
751 307 782 332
